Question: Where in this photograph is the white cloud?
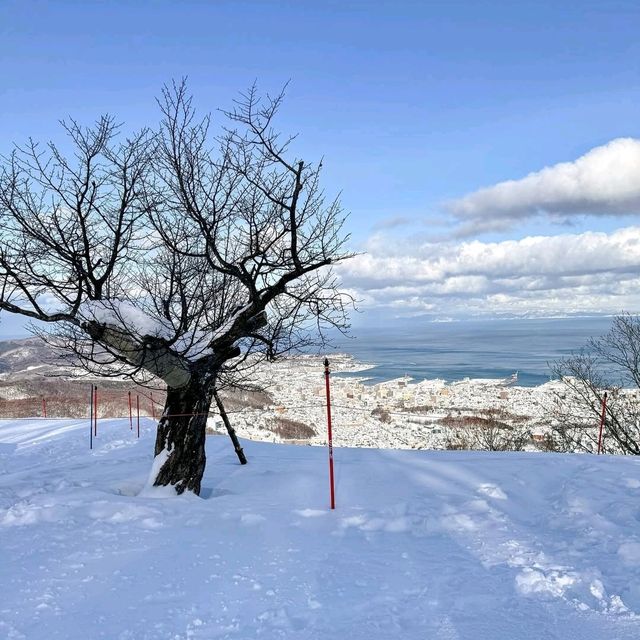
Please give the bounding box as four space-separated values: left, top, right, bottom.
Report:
447 138 640 235
339 226 640 318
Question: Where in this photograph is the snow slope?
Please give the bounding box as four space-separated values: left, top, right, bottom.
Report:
1 419 640 640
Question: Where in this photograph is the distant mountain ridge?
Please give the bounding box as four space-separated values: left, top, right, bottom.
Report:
0 337 117 415
0 337 62 378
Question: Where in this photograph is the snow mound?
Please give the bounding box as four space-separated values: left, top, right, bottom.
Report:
1 418 640 639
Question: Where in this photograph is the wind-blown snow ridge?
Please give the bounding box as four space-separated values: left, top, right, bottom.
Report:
0 418 639 639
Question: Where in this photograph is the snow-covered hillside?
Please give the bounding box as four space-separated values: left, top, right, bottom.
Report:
1 419 639 639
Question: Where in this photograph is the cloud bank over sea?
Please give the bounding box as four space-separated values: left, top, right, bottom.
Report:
340 226 640 319
341 139 640 320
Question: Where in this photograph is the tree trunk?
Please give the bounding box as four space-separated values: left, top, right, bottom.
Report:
152 375 213 496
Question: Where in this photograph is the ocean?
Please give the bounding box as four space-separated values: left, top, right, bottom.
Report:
329 316 615 387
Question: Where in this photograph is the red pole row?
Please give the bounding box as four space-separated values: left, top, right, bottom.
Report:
88 387 143 448
28 390 160 423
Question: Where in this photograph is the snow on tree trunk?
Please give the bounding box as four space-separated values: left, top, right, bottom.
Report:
152 376 214 496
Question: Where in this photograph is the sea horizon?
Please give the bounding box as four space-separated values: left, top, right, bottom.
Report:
0 314 624 389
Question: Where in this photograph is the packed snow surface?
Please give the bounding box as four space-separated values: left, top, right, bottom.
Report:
1 419 640 639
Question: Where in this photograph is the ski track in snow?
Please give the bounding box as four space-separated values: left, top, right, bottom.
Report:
0 418 639 639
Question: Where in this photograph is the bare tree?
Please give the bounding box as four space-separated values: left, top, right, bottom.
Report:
467 424 530 452
550 314 640 455
0 81 353 494
443 417 529 452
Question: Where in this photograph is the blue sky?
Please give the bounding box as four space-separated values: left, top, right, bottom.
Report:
2 0 640 332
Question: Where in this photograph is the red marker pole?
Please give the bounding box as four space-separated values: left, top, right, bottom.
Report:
597 392 608 455
42 397 47 418
94 385 98 436
150 392 156 421
324 357 336 510
136 394 140 439
89 386 94 450
128 391 133 430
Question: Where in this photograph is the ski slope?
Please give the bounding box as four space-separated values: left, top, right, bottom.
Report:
1 418 639 639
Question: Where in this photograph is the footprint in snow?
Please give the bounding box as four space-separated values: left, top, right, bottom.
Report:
294 508 326 518
240 513 266 525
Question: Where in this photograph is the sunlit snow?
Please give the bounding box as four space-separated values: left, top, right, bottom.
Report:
1 418 639 639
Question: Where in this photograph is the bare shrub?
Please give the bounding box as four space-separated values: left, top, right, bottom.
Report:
371 406 392 423
441 414 529 451
550 314 640 455
405 404 434 414
437 414 510 430
270 417 316 439
219 388 273 411
476 407 530 423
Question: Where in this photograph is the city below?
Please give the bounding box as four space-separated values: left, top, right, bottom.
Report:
212 355 586 452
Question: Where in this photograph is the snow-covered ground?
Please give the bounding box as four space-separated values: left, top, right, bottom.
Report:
1 419 640 639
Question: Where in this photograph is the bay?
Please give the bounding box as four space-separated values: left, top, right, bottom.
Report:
329 316 614 387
